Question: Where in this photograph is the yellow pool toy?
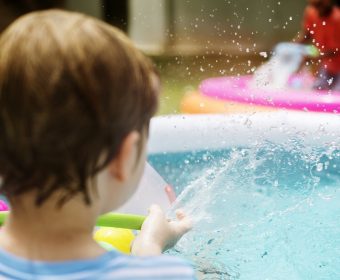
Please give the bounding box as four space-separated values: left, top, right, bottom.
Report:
94 227 135 254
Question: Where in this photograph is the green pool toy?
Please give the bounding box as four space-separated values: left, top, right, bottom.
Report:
306 45 319 58
96 212 145 229
0 211 145 230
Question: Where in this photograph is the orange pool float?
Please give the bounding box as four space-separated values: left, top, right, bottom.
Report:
180 91 273 114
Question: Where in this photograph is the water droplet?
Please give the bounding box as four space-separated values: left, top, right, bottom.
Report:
327 77 333 85
316 163 323 172
259 52 268 58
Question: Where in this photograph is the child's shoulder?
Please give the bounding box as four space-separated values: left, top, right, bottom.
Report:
0 248 196 280
103 250 196 279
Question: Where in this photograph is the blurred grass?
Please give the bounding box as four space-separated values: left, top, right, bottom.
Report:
152 54 264 115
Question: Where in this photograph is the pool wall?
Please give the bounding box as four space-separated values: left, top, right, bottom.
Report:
148 112 340 153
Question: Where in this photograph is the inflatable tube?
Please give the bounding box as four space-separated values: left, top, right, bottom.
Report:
200 75 340 114
148 111 340 153
180 91 272 114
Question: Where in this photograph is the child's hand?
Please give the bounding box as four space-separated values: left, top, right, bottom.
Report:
131 204 192 256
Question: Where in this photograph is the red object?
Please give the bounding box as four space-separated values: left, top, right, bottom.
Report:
303 6 340 74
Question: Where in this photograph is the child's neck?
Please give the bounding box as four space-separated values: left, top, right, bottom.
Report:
0 193 106 261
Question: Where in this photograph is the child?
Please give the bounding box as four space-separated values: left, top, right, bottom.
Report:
297 0 340 90
0 9 195 279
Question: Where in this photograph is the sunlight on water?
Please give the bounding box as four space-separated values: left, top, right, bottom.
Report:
149 140 340 280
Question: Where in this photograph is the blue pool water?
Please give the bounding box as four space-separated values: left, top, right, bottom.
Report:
149 141 340 280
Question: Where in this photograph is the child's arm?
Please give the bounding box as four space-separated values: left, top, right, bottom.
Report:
131 204 192 256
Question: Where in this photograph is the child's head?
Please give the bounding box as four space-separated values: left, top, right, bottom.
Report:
0 10 159 211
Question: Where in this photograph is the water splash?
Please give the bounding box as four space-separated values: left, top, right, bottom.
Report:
149 139 340 279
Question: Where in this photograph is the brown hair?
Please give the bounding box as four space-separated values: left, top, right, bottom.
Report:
0 9 159 206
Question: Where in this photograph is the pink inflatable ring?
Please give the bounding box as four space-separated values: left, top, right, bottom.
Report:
200 75 340 113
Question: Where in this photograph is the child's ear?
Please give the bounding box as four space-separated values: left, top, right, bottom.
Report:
109 131 140 182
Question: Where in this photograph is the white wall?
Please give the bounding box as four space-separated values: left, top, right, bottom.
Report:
128 0 168 54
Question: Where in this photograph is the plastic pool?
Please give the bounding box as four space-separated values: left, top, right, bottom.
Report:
148 112 340 280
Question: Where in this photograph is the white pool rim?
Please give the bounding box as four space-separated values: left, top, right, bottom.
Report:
148 111 340 154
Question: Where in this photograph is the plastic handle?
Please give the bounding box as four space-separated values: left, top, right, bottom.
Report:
0 211 145 230
96 213 145 229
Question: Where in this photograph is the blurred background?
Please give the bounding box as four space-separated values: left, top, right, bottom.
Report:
0 0 306 114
